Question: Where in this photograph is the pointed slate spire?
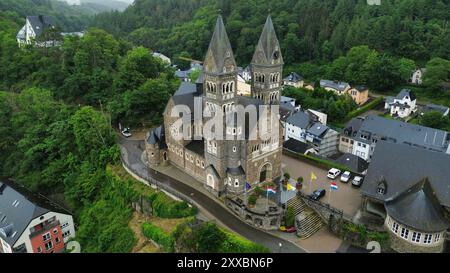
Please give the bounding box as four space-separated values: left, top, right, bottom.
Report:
203 15 237 75
251 15 283 65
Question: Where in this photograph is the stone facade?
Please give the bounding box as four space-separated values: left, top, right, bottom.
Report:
225 197 282 230
145 15 285 198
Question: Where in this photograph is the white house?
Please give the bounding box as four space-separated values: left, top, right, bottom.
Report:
283 72 304 88
237 74 251 96
16 16 57 47
285 111 339 157
410 68 426 85
238 66 251 82
306 109 327 125
153 52 171 64
385 89 417 118
320 79 351 95
341 115 450 162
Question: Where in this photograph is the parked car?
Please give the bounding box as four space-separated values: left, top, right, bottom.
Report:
121 127 132 138
327 168 341 179
340 171 351 183
352 176 364 187
310 189 326 201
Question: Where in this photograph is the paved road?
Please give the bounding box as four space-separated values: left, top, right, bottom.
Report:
119 138 306 253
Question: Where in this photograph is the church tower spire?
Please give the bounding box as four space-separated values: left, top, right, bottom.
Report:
203 15 239 197
203 15 237 75
251 15 284 104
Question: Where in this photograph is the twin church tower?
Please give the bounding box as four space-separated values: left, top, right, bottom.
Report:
146 15 285 197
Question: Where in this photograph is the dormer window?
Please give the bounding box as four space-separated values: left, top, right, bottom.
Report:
377 181 387 195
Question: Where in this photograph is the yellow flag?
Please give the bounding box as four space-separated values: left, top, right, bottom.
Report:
287 183 294 191
311 172 317 181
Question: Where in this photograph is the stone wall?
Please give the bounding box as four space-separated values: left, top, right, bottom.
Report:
225 197 282 230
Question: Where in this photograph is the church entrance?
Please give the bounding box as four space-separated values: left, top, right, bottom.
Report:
259 163 272 183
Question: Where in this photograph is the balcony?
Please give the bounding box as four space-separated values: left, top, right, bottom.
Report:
29 220 60 240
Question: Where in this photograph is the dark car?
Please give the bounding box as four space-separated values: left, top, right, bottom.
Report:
310 189 326 201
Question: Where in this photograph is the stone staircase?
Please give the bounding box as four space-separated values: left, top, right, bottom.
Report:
287 197 325 239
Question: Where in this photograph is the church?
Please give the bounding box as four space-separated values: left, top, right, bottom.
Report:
145 15 284 197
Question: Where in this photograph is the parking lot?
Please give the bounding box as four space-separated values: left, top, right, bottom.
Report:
282 155 362 218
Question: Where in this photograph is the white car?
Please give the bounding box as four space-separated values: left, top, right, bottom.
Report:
121 128 132 138
327 168 341 179
340 171 351 183
352 176 364 187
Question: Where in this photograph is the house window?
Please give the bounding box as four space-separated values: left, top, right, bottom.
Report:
42 233 51 242
201 161 205 168
63 230 71 238
424 234 432 244
392 222 399 234
400 227 409 239
377 187 385 195
234 179 239 187
55 237 61 244
434 233 441 243
45 241 53 251
233 146 237 152
53 228 58 234
37 247 42 253
412 232 421 243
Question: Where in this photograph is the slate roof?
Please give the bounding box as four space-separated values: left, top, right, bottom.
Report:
361 141 450 208
171 82 202 114
320 80 350 92
147 126 167 149
203 16 237 75
356 115 450 153
283 138 314 154
422 104 449 115
251 15 283 66
227 166 245 176
280 102 296 122
353 85 368 92
343 118 365 137
0 180 70 246
280 96 296 104
306 122 329 137
185 140 205 157
385 178 448 232
27 15 55 37
396 89 416 101
334 153 369 173
286 111 310 129
284 72 302 82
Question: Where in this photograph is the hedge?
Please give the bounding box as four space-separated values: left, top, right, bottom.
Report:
345 96 384 121
142 222 174 252
148 191 198 218
219 229 270 253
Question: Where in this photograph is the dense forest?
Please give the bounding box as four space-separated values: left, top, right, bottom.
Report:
92 0 450 66
0 0 127 31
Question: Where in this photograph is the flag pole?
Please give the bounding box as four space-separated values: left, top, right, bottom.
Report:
309 177 312 195
329 185 331 204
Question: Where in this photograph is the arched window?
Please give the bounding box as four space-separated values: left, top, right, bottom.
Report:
207 174 215 187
